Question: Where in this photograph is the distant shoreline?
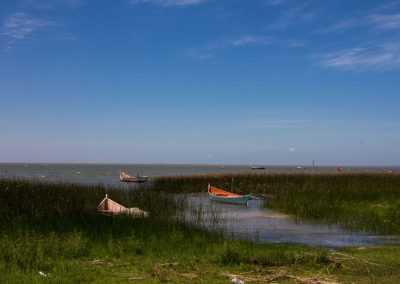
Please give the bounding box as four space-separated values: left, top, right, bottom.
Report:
0 162 399 167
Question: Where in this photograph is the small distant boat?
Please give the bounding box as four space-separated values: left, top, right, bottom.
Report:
119 171 149 183
208 184 251 205
296 166 305 170
98 194 148 217
250 166 265 170
336 166 344 172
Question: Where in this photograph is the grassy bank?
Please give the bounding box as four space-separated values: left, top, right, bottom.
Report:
153 173 400 234
261 174 400 235
1 178 400 283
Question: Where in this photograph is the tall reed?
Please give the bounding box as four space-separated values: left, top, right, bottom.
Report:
153 173 400 234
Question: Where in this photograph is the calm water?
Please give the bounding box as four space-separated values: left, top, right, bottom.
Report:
0 163 398 186
186 193 399 247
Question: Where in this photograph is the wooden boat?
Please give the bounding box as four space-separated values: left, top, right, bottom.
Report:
119 171 149 183
250 166 265 170
208 184 251 205
98 194 148 217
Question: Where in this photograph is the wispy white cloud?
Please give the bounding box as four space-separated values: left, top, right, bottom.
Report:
317 10 400 34
281 39 306 47
316 18 363 34
128 0 204 7
369 13 400 30
318 42 400 71
268 2 314 30
376 1 400 11
312 3 400 71
187 34 305 61
2 12 52 48
187 35 273 60
185 49 214 60
230 35 272 46
288 147 295 152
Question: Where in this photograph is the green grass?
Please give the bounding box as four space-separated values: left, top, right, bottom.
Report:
0 224 340 283
153 173 400 234
261 174 400 234
2 225 400 283
1 177 400 283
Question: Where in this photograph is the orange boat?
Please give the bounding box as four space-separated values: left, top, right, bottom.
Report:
208 184 251 205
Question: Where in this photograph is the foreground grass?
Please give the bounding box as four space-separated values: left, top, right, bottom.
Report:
2 223 400 283
153 173 400 234
3 221 400 283
1 178 400 283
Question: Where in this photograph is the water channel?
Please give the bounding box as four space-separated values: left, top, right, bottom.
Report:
185 193 398 247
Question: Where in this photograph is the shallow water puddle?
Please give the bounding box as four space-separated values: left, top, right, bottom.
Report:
185 193 398 247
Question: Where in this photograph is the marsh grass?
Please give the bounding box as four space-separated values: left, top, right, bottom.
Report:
0 180 186 279
153 173 400 234
260 174 400 234
0 178 183 222
2 176 400 282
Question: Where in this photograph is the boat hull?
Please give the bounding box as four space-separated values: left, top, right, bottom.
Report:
208 184 250 205
251 166 265 170
208 194 250 205
120 177 149 183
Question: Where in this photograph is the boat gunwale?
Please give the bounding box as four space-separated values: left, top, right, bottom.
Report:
207 184 244 198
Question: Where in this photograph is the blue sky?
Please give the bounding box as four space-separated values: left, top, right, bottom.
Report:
1 0 400 165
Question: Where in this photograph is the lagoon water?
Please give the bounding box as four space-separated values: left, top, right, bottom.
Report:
1 163 398 247
186 193 398 247
0 163 398 186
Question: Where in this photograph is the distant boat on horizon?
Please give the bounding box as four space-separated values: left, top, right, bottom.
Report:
119 171 149 183
250 165 265 170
